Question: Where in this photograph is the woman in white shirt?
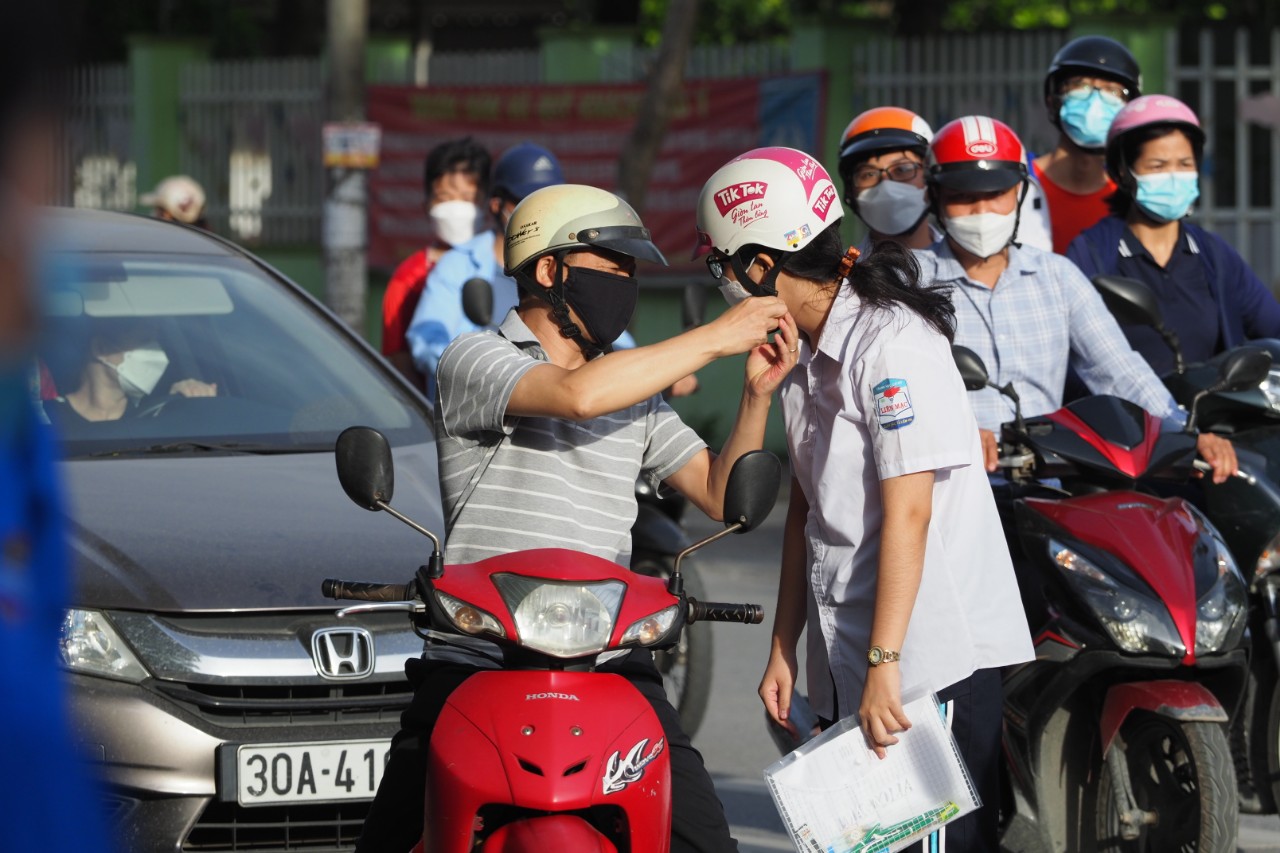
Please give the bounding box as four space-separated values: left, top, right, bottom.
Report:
694 147 1033 853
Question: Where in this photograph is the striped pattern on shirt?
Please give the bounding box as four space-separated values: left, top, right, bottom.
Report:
435 310 706 568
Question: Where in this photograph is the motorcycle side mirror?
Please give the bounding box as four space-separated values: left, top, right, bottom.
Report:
667 450 782 593
461 277 494 328
334 426 445 577
951 345 990 391
1214 346 1271 393
951 344 1026 435
681 281 708 329
1092 275 1185 373
723 450 782 534
335 426 394 510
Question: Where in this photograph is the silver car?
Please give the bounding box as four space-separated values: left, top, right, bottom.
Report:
44 209 442 851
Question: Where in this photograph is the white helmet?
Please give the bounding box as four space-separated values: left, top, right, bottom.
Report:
140 175 207 224
694 147 844 259
504 184 666 275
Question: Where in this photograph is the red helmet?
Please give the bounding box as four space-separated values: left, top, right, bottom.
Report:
926 116 1028 193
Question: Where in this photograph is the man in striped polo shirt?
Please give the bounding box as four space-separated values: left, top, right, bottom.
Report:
355 184 799 853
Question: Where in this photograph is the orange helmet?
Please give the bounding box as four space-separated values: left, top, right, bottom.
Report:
837 107 933 203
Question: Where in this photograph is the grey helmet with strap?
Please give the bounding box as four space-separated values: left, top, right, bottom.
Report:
504 184 667 352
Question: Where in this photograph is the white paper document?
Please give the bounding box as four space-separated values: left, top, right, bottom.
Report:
763 693 980 853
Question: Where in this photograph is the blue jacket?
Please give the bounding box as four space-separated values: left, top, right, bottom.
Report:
1067 216 1280 354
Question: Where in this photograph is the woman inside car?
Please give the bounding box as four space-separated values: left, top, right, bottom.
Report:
44 319 216 425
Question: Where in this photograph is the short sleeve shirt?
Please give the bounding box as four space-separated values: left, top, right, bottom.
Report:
435 309 706 568
779 286 1033 721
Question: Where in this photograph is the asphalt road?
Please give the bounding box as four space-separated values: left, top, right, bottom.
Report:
677 476 1280 853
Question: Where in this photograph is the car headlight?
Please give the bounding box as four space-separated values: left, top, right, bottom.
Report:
620 604 679 646
1194 525 1248 654
493 574 625 658
435 591 505 638
60 609 149 682
1049 540 1185 656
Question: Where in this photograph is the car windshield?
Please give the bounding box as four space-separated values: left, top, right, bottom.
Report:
40 253 432 458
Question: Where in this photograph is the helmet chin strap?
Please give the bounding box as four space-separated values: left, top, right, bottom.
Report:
729 252 784 297
539 253 605 358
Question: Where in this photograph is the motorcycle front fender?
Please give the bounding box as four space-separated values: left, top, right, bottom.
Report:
1098 680 1227 756
483 814 618 852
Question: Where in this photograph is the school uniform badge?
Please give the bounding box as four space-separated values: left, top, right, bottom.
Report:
873 378 914 430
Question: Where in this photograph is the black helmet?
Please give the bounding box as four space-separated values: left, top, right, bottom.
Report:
1044 36 1142 102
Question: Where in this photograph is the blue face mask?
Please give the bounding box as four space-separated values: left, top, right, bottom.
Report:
1058 90 1123 150
1134 171 1200 223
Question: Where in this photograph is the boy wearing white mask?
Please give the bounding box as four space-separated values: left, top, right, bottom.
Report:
921 115 1238 482
837 107 941 252
405 141 567 400
381 137 491 389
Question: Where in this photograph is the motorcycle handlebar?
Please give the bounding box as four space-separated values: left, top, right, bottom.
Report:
687 598 764 624
321 579 414 602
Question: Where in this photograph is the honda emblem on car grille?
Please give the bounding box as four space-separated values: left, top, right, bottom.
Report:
311 627 375 680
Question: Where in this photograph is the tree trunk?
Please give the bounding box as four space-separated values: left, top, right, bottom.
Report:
617 0 701 215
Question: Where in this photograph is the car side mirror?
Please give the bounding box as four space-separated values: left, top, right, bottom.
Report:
461 277 494 328
335 426 394 511
1092 274 1185 373
1215 346 1271 393
681 281 708 330
723 450 782 534
951 345 990 392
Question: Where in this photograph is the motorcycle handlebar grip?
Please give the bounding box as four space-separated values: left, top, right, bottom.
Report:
687 598 764 624
321 579 413 602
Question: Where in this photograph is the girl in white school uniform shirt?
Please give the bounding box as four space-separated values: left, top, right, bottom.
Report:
694 148 1033 853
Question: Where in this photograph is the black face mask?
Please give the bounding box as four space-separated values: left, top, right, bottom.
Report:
562 265 638 348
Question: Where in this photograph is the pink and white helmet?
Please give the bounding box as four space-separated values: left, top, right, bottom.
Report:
1105 94 1204 182
694 147 845 259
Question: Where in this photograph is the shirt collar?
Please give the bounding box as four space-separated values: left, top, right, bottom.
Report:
497 309 549 361
1119 223 1198 261
929 238 1038 287
812 281 863 362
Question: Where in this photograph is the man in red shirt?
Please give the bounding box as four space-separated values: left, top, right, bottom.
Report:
1031 36 1141 254
381 137 490 388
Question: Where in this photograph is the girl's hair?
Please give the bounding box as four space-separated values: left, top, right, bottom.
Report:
741 223 955 340
1105 124 1204 218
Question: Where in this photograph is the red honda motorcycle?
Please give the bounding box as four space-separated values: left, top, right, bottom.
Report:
322 426 778 852
952 346 1268 853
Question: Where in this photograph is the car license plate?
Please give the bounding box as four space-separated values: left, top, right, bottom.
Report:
236 739 391 806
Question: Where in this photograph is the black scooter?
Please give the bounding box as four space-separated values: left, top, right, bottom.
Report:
1094 273 1280 814
458 277 713 735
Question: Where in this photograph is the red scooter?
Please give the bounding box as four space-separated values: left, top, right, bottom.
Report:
323 426 778 852
952 346 1268 852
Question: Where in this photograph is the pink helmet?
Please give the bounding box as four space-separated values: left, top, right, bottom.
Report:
694 146 844 259
1105 95 1204 181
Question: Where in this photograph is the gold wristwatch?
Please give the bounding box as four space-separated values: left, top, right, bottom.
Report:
867 646 900 666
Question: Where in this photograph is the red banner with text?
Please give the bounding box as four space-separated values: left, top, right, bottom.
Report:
367 74 825 275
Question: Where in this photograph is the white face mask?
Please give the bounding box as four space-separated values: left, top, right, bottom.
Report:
944 211 1019 259
717 280 753 306
856 180 928 237
103 345 169 400
429 200 483 247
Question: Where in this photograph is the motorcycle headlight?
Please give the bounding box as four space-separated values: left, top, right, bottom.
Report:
620 604 679 646
60 609 149 682
435 591 506 638
493 574 625 658
1194 530 1249 654
1049 540 1185 656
